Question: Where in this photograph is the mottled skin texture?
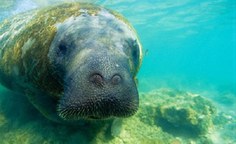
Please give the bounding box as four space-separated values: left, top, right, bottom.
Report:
0 3 142 123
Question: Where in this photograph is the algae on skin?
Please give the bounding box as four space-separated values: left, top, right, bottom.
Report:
0 3 103 98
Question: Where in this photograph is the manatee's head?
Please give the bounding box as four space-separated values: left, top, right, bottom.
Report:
57 49 139 120
48 9 142 120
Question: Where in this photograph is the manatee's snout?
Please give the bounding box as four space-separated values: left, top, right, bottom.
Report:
58 51 139 120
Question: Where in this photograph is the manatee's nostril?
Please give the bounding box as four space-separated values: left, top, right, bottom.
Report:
112 74 122 85
89 73 103 86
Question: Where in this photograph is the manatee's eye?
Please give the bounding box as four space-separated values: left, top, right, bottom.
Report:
132 47 138 59
124 39 140 71
89 73 104 86
58 42 67 54
111 74 122 85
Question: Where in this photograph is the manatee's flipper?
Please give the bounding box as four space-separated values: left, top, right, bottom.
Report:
25 90 62 123
111 118 123 137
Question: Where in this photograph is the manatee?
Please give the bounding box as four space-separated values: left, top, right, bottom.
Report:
0 3 142 123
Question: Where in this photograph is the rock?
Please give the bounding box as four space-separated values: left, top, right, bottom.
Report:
140 88 216 136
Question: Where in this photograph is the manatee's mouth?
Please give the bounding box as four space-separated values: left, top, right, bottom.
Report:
57 94 138 120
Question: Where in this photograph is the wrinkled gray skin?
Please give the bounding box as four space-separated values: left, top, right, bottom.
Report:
58 51 138 120
48 10 141 121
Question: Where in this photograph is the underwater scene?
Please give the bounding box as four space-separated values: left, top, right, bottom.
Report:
0 0 235 144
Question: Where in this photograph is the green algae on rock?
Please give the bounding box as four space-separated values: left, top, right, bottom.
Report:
140 89 216 136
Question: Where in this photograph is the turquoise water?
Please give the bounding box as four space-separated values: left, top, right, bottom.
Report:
0 0 236 143
1 0 235 90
